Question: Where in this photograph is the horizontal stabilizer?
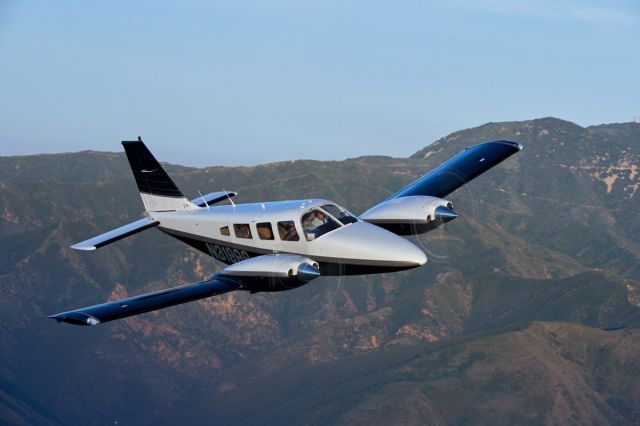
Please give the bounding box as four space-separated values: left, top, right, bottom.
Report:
389 140 522 200
71 217 159 251
49 275 243 325
191 191 237 208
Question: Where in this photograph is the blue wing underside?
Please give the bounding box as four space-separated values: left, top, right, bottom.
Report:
49 275 243 326
389 140 523 199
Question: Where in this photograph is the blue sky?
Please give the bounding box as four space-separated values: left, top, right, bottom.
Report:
1 0 638 166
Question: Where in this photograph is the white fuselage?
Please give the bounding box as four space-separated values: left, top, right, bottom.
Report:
152 199 427 275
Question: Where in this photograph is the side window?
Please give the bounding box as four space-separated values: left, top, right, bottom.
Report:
277 221 299 241
233 224 252 239
256 222 274 240
220 226 230 236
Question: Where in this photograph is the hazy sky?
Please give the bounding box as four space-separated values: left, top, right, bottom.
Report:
1 0 638 166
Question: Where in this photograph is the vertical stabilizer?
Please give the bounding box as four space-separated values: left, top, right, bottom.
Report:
122 138 197 212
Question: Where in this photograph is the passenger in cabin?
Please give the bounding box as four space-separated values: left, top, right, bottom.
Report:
277 221 299 241
257 223 274 240
282 222 298 241
234 224 252 239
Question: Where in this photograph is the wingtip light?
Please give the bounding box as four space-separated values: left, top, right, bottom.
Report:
48 312 100 326
70 243 97 251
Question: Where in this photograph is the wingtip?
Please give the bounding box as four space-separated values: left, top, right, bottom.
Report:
48 312 100 326
497 140 524 151
70 243 96 251
504 140 523 151
48 314 63 323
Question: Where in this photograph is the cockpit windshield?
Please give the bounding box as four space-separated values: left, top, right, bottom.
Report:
321 204 358 225
300 204 357 241
301 209 340 241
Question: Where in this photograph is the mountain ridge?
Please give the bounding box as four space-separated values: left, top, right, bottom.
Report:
1 117 639 424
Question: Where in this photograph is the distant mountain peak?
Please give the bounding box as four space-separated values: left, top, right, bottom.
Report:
410 117 625 160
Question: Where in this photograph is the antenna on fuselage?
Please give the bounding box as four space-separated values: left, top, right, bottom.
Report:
223 189 236 209
198 189 210 211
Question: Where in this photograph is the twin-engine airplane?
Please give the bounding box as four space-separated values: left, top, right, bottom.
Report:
50 138 522 326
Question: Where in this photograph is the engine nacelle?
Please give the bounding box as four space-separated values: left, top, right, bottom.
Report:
360 195 457 235
220 254 320 292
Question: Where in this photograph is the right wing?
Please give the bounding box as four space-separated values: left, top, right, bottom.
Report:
70 192 237 251
49 254 321 326
49 275 243 326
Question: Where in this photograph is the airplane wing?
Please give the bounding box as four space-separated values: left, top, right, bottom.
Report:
71 217 159 251
71 192 237 251
387 140 522 200
50 254 320 326
49 275 243 325
361 141 522 235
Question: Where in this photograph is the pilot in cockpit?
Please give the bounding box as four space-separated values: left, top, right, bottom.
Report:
302 209 330 240
311 210 327 228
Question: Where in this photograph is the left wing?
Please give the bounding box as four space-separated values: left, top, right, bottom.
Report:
49 275 243 326
71 217 159 251
360 140 522 235
387 140 522 200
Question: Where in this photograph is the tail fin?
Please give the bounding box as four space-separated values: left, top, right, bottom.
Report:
122 138 197 212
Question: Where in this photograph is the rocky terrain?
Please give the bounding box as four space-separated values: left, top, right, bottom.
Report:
1 117 639 425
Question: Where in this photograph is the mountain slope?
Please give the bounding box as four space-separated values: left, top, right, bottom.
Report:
1 117 639 424
198 322 640 426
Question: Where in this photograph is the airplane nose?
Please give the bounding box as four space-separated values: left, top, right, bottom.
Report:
411 244 428 266
364 223 427 266
393 236 427 266
317 221 427 268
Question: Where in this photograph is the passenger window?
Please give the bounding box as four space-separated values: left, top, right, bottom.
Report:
301 209 340 241
233 224 252 239
277 221 299 241
220 226 230 236
257 222 274 240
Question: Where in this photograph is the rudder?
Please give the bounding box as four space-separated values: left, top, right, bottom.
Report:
122 137 196 212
